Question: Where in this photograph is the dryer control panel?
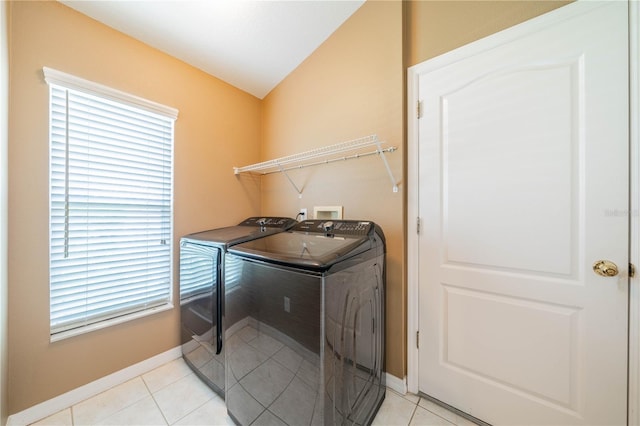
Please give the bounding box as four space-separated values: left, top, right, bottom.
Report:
238 217 297 228
293 220 373 236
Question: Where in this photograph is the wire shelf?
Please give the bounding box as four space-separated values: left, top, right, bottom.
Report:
233 134 398 194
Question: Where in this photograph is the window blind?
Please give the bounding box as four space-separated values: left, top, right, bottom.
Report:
48 76 176 337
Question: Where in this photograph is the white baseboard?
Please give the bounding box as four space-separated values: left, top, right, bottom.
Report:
7 346 182 426
385 373 407 395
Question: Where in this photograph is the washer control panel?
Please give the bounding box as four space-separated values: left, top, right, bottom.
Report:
294 220 373 236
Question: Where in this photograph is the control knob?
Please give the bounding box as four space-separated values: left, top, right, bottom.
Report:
323 221 334 233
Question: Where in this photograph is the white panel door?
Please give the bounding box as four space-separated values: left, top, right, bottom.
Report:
415 2 629 424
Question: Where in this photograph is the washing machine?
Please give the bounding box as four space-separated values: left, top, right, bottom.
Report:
179 217 297 396
224 219 385 426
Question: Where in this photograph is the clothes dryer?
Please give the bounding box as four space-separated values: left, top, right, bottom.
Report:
179 217 297 396
224 220 385 425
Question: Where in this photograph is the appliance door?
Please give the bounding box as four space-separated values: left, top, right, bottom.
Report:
224 254 324 426
179 241 224 394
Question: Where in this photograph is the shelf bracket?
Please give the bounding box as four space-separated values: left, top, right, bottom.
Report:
374 139 399 193
277 164 303 198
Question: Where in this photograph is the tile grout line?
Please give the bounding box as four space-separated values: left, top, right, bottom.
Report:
385 388 460 426
141 374 170 426
407 403 418 426
158 372 221 426
167 393 217 426
419 401 457 425
71 378 151 426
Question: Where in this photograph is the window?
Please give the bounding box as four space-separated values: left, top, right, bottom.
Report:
44 67 178 340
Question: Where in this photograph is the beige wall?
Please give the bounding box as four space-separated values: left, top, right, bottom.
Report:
7 1 261 414
260 0 405 378
406 0 571 67
2 0 9 424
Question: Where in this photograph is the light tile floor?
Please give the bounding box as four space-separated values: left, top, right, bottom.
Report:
30 357 476 426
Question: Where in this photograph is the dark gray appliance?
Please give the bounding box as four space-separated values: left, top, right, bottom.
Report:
179 217 297 397
224 220 385 426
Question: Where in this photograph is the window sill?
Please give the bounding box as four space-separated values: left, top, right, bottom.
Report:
50 302 174 343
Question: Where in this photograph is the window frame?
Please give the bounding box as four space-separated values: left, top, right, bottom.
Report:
44 67 179 342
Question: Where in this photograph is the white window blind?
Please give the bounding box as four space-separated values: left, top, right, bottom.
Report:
46 68 178 338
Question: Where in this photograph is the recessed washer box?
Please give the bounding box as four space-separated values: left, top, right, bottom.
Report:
314 205 343 219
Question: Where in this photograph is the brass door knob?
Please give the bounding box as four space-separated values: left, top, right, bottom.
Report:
593 260 619 277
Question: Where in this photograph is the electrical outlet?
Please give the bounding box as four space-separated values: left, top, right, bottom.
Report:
299 208 307 221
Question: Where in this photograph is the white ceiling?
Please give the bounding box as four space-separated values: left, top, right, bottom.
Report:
59 0 365 99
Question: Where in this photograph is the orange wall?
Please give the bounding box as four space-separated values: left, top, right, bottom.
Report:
8 0 261 413
406 0 571 66
1 0 9 423
260 0 405 378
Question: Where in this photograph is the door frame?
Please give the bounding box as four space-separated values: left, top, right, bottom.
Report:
406 0 640 421
628 0 639 424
